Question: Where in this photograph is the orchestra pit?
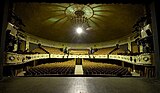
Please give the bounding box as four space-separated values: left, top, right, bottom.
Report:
1 0 160 93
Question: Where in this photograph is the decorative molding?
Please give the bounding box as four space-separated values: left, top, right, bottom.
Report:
6 52 152 65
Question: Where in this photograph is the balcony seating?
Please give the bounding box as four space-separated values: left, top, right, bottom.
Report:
93 47 128 55
31 46 64 54
31 48 47 54
42 47 64 54
93 47 115 55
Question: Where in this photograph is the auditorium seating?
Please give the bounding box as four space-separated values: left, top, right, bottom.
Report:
93 47 128 55
25 60 75 76
42 46 64 54
82 60 131 76
111 48 126 55
31 46 63 54
31 48 47 54
93 47 115 55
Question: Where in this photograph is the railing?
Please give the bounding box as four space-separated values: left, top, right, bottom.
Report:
6 52 152 65
108 54 152 65
6 52 49 64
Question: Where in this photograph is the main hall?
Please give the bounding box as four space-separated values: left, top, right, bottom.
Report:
0 0 160 93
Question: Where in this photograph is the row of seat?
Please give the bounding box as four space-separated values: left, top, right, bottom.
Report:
25 59 131 76
32 46 122 55
93 47 115 55
82 60 132 76
31 46 64 54
93 47 126 55
25 60 75 76
31 46 140 56
42 46 64 54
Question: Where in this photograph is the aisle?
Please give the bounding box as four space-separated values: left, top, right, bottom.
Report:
74 65 83 75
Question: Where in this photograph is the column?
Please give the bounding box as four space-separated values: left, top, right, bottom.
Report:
139 45 143 53
122 61 124 67
0 0 9 80
13 43 18 52
133 64 135 72
25 37 30 52
12 28 18 52
127 38 132 52
33 60 37 67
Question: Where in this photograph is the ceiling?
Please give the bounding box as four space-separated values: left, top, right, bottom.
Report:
13 3 145 43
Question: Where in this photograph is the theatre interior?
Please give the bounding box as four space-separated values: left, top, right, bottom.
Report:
0 0 160 93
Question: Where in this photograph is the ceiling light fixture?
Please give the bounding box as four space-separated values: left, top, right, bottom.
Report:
65 4 93 31
76 27 83 34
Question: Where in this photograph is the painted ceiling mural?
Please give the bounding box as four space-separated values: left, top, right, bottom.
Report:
13 3 145 43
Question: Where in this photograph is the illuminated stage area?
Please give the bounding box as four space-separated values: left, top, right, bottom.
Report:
1 77 160 93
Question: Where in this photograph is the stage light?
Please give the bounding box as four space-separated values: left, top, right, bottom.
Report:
76 27 83 34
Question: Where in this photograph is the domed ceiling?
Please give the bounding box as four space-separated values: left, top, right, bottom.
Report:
13 3 145 43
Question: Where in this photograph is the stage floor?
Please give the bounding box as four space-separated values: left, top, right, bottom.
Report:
1 77 160 93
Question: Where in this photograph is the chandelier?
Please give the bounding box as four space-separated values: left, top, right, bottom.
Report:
65 4 93 31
